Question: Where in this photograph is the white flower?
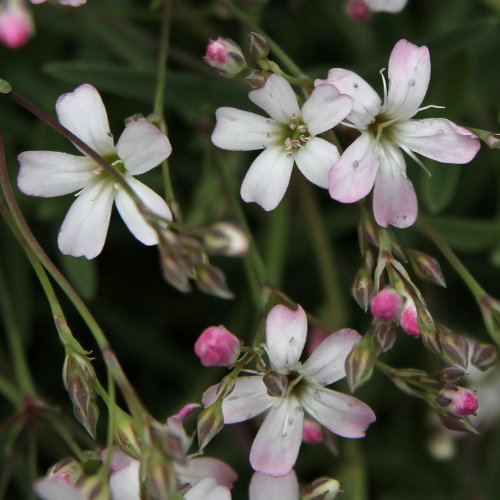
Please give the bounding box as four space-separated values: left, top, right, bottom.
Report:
211 74 352 211
203 304 376 477
17 84 172 259
320 39 480 228
363 0 408 12
249 470 299 500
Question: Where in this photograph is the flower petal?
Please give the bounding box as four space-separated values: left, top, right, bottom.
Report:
185 478 231 500
249 470 299 500
249 74 300 123
363 0 408 12
55 84 115 156
211 107 278 151
109 461 140 500
33 478 85 500
328 134 379 203
176 458 237 489
295 137 339 188
394 118 480 164
250 398 304 477
372 145 417 228
115 176 172 246
240 147 294 211
116 120 172 175
202 376 273 424
57 180 115 259
301 84 352 136
384 39 430 120
300 386 376 438
17 151 95 197
266 304 308 373
302 329 362 385
318 69 381 128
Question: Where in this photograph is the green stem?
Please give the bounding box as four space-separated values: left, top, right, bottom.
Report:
0 374 20 406
154 0 176 203
339 440 367 500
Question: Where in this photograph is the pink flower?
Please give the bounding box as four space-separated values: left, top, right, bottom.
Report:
400 301 420 338
319 39 480 228
195 326 241 367
370 287 403 322
451 388 479 416
204 38 245 78
203 304 376 477
0 4 33 49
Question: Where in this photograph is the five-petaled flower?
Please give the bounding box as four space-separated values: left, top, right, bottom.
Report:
17 83 172 259
211 74 352 211
203 304 376 477
319 39 480 228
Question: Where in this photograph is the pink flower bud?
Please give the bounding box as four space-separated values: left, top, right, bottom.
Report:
204 38 246 78
400 303 420 338
195 326 240 367
345 0 372 22
302 418 323 444
0 8 33 49
451 388 479 416
370 288 403 322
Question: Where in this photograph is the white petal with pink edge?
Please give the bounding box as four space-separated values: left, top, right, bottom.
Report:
116 120 172 175
328 133 380 203
300 385 376 438
302 329 362 385
55 83 115 156
295 137 339 189
266 304 308 373
17 151 95 197
249 470 299 500
250 397 304 477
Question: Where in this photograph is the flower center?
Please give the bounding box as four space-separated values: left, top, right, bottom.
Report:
92 154 126 179
366 113 398 144
281 114 311 156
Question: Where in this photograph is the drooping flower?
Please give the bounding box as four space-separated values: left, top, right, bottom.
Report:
319 39 480 228
203 304 376 477
363 0 408 12
212 74 352 211
17 84 172 259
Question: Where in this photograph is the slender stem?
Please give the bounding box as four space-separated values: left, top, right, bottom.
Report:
154 0 176 203
0 374 20 406
340 440 367 500
264 200 288 287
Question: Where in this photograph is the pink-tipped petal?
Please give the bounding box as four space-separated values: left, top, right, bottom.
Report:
384 40 431 120
372 146 417 228
320 68 381 128
364 0 408 12
185 478 231 500
202 377 273 424
302 329 362 385
240 147 294 211
249 470 299 500
116 120 172 175
328 134 379 203
250 398 304 477
394 118 480 164
177 457 238 489
301 84 352 136
249 74 300 123
300 386 376 438
114 176 172 246
17 151 95 197
266 304 308 373
57 180 115 259
56 84 115 156
295 137 339 188
211 108 278 151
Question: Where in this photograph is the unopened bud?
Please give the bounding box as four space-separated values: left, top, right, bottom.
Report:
194 326 241 367
143 458 177 500
471 342 498 371
400 301 420 338
437 384 479 417
303 477 342 500
159 248 191 293
263 371 288 397
479 295 500 344
346 342 375 392
373 322 396 352
370 287 403 322
245 32 270 61
351 250 374 312
302 418 323 444
245 69 269 89
197 400 225 451
195 263 234 299
469 128 500 149
114 409 141 459
407 249 446 288
46 457 83 484
439 414 479 435
203 222 249 257
439 329 469 369
345 0 372 22
436 365 467 383
204 37 246 78
0 4 33 49
80 474 112 500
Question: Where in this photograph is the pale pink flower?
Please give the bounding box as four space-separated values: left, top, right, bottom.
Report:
249 470 299 500
195 326 241 367
302 418 323 444
17 84 172 259
0 2 33 49
203 304 376 477
370 287 403 322
363 0 408 12
320 39 480 228
212 74 352 211
31 0 86 5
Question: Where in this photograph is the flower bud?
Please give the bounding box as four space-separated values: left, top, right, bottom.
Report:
345 0 372 22
437 384 479 416
303 477 342 500
373 322 396 352
204 37 246 78
436 365 467 383
195 263 234 299
471 342 498 371
194 326 241 367
370 287 403 322
80 474 112 500
263 371 288 397
245 69 269 89
114 409 141 459
302 418 323 444
143 457 177 500
197 400 225 451
439 329 469 369
46 457 83 484
407 249 446 288
202 221 249 257
479 295 500 345
400 301 420 338
351 249 374 312
245 32 270 61
345 342 375 392
0 2 33 49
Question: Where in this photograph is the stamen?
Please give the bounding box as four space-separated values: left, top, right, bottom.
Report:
379 68 388 105
400 144 430 176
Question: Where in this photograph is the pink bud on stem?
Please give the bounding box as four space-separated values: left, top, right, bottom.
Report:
194 326 240 367
370 288 403 322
